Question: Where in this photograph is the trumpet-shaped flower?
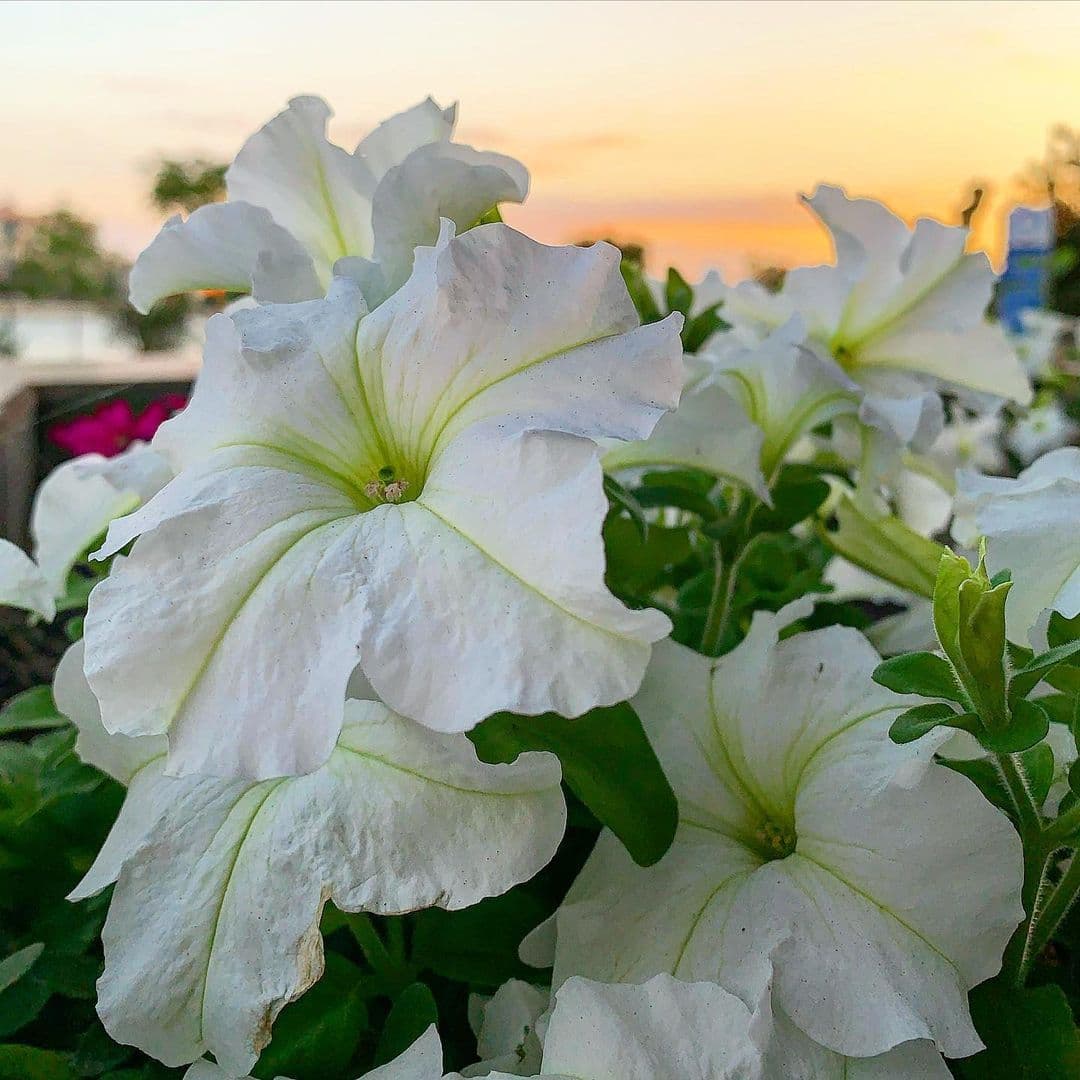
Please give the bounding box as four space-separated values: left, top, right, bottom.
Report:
129 96 528 312
464 979 548 1076
719 186 1031 449
0 442 172 619
57 641 565 1075
183 974 769 1080
604 319 856 499
954 447 1080 638
84 224 682 778
1007 397 1079 465
541 602 1022 1062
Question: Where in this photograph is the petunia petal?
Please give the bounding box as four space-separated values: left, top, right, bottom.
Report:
360 143 530 306
360 426 671 731
355 223 681 465
32 442 173 597
355 97 457 179
539 974 764 1080
546 609 1023 1062
955 448 1080 635
0 539 53 619
72 699 564 1074
128 202 322 313
602 382 768 501
226 95 377 280
54 640 166 785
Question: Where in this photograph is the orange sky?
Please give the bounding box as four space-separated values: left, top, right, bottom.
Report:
1 0 1078 280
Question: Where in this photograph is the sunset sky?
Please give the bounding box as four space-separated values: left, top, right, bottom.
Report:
1 0 1078 280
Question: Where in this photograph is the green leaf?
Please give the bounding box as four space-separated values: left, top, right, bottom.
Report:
621 260 662 324
0 1046 77 1080
977 699 1050 755
0 965 52 1038
603 473 648 540
0 943 43 994
681 305 727 354
411 890 549 988
939 756 1011 814
630 482 719 521
872 652 967 705
954 981 1080 1078
1025 742 1059 807
888 703 976 744
471 703 677 866
0 687 68 735
664 267 693 317
750 469 830 533
603 517 694 597
372 982 438 1069
1048 610 1080 649
1010 638 1080 703
251 952 367 1080
71 1023 133 1076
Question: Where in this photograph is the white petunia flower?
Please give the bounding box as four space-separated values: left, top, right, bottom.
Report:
0 442 172 620
889 411 1006 537
541 602 1022 1062
719 185 1031 450
1011 308 1074 379
129 96 528 313
1008 397 1078 465
85 223 682 779
463 979 548 1077
368 975 766 1080
954 447 1080 639
0 542 54 620
57 641 565 1076
604 319 857 499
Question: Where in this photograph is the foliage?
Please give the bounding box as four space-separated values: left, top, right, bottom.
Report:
149 159 227 216
0 212 121 304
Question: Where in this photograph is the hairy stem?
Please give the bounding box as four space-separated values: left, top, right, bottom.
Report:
1018 852 1080 983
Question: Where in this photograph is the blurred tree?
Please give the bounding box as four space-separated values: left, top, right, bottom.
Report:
150 158 227 215
0 211 121 302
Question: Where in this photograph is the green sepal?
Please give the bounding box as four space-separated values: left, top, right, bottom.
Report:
956 573 1011 729
820 496 944 598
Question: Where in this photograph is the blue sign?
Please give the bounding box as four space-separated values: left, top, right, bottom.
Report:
998 205 1055 333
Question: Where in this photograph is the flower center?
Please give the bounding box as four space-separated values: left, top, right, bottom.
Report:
362 464 418 506
833 344 856 372
755 818 796 861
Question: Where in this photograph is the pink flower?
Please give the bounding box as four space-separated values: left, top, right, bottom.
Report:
48 394 187 458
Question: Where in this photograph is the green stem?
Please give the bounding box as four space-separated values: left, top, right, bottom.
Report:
700 545 736 657
699 496 760 657
1018 852 1080 983
346 913 395 975
994 753 1055 984
995 753 1043 839
1043 800 1080 846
